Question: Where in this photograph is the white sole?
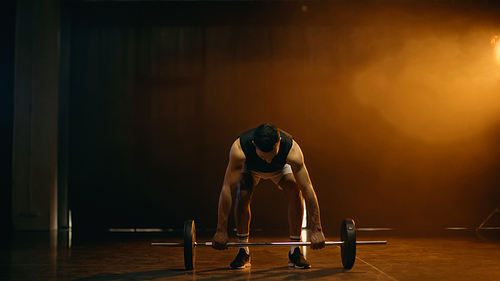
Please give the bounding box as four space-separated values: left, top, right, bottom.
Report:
288 261 311 269
231 263 251 269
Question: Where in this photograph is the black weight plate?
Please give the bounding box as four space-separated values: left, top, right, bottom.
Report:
184 220 196 270
340 218 356 269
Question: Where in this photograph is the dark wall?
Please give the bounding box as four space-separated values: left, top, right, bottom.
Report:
68 1 500 235
0 0 16 238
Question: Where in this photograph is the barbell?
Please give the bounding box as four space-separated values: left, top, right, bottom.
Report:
151 219 387 270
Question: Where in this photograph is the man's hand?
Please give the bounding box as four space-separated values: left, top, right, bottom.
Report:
212 230 229 250
310 229 326 250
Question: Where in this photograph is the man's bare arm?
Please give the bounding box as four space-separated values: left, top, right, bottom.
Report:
213 139 245 249
287 141 326 249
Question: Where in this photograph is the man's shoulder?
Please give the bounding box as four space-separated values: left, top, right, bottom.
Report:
286 141 304 166
230 138 246 161
232 138 243 152
279 129 294 149
239 129 255 154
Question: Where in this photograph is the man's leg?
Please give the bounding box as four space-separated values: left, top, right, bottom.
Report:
235 172 255 238
279 173 310 269
278 173 303 238
230 173 255 269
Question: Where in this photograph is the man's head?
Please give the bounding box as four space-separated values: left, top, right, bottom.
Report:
253 123 280 152
252 124 281 163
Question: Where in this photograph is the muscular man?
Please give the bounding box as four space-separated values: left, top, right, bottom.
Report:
212 123 326 269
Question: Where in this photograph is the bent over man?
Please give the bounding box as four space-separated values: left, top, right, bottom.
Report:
212 123 326 269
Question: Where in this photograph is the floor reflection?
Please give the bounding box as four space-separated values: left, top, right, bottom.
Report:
2 230 500 280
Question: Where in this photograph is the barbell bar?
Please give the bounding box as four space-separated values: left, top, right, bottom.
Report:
152 241 386 247
151 219 387 270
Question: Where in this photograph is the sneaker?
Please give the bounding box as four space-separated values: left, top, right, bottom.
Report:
230 248 251 269
288 248 311 269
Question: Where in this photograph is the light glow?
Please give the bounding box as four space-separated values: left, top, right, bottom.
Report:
492 36 500 64
68 209 72 229
302 199 307 228
301 228 308 258
353 31 500 143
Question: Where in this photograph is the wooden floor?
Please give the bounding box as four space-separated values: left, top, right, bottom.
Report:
1 229 500 280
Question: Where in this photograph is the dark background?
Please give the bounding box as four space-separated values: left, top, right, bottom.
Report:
3 0 500 237
1 0 16 237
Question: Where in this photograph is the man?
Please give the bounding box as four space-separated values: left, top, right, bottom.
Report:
212 123 326 269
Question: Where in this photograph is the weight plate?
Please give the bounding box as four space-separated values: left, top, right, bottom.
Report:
184 220 196 270
340 218 356 269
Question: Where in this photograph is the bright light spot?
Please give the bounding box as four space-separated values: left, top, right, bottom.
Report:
68 209 72 229
301 228 308 257
302 199 307 228
492 36 500 64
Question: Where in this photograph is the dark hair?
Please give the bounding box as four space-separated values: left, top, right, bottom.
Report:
253 124 280 152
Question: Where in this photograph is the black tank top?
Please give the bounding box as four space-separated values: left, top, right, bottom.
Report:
239 128 294 173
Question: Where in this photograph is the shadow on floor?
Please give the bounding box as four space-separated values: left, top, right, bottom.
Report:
72 266 350 281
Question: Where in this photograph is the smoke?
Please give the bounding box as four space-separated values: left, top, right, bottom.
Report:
352 13 500 144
